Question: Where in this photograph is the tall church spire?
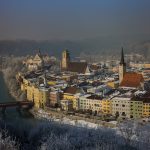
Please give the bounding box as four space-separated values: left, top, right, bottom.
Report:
120 47 125 65
119 47 126 84
38 49 41 56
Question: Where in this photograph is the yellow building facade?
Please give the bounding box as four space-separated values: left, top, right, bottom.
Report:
27 85 35 101
47 81 56 86
26 84 50 109
33 87 40 108
101 99 112 114
63 93 77 110
39 88 50 108
21 78 30 91
143 102 150 117
107 81 119 89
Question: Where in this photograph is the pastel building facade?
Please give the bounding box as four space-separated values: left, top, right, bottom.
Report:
130 100 143 118
143 101 150 117
79 95 103 114
111 96 131 118
26 84 50 108
101 99 112 115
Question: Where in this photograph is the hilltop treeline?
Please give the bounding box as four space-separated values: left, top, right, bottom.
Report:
0 40 81 58
0 34 150 60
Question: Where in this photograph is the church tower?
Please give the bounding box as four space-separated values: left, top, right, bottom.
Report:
61 49 70 70
119 48 126 84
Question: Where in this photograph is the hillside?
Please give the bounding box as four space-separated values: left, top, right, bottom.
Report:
0 34 150 59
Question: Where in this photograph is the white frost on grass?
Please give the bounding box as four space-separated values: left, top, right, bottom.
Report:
36 109 100 129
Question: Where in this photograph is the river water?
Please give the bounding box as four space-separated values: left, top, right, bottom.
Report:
0 72 44 149
0 71 39 129
0 72 15 102
0 72 19 118
0 72 34 119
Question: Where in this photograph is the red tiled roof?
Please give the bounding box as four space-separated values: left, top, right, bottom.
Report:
120 72 144 88
67 62 88 74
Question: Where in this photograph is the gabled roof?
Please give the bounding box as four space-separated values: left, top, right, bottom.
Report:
87 95 103 100
63 86 80 94
34 54 42 61
67 62 88 74
120 72 144 88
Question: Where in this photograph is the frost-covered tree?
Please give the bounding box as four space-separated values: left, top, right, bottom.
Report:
2 56 27 99
118 120 150 150
0 130 19 150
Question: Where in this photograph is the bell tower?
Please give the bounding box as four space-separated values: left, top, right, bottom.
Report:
119 48 126 84
61 49 70 70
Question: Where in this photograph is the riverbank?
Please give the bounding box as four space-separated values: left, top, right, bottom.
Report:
0 70 116 129
31 108 117 129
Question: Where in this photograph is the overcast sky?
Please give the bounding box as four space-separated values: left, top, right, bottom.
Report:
0 0 150 40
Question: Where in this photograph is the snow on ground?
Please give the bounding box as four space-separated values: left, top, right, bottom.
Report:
109 121 118 125
36 109 101 129
76 120 98 128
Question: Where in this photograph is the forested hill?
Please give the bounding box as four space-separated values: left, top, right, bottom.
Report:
0 40 81 58
0 34 150 58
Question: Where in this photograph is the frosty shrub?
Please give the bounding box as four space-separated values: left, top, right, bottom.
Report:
0 129 19 150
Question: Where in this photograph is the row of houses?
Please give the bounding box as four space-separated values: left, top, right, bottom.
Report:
61 88 150 119
21 76 150 119
18 66 150 119
17 49 150 120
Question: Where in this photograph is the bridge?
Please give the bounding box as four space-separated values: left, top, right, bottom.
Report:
0 101 34 114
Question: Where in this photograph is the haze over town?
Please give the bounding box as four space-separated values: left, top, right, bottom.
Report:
1 1 150 150
0 0 150 58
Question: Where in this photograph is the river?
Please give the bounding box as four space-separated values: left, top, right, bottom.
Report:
0 72 15 103
0 72 42 149
0 72 35 119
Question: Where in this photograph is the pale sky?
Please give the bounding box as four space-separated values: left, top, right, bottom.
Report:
0 0 150 40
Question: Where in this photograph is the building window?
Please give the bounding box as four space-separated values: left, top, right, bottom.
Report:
122 112 126 116
130 115 133 118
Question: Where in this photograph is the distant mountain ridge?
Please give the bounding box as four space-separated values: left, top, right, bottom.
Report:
0 34 150 58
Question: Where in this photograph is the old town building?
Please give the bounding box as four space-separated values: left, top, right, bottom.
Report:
61 49 91 75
